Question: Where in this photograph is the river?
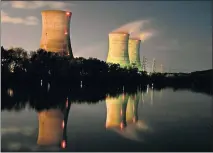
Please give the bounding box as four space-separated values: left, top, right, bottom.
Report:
1 88 212 152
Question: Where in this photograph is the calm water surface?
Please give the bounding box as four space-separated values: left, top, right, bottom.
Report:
1 88 212 152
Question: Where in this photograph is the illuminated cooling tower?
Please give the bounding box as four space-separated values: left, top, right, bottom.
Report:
37 109 64 146
128 39 142 71
40 10 73 57
105 93 129 128
126 94 139 123
107 32 130 67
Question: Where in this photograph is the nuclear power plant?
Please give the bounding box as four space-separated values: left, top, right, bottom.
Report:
128 38 142 71
40 10 73 57
106 32 130 67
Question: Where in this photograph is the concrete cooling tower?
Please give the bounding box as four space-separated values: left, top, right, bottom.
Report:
37 109 64 146
40 10 73 57
105 93 129 128
107 32 130 67
128 39 142 71
126 94 140 123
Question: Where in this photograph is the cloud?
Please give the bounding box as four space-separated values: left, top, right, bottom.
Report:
112 19 157 42
112 19 149 34
10 1 74 10
1 127 35 136
1 10 39 25
139 29 157 42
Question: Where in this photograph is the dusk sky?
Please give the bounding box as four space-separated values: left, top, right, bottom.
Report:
1 1 212 72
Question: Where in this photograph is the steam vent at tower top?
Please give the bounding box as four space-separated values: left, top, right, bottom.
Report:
40 10 73 57
106 32 130 67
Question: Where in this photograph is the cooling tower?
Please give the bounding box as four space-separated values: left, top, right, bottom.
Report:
126 94 139 123
37 109 64 146
128 39 142 71
105 93 129 128
107 32 130 67
40 10 73 57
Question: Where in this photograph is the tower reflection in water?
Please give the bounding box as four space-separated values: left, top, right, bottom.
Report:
37 98 71 149
105 92 148 142
105 93 128 129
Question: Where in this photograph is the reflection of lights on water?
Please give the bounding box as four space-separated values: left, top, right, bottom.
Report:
47 83 50 91
7 88 14 97
141 93 144 103
120 122 124 129
41 79 43 86
80 81 83 88
150 89 153 106
146 85 149 93
61 140 66 149
66 99 69 108
62 121 65 129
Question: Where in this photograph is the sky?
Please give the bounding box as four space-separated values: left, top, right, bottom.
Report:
1 1 212 72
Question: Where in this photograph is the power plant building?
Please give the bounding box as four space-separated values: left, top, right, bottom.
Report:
128 39 142 71
107 32 130 67
40 10 73 57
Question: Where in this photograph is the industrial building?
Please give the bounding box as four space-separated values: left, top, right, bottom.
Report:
40 10 73 57
128 38 142 71
106 32 130 67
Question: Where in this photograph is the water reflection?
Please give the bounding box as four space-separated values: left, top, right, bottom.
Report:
105 92 149 142
1 86 212 152
37 98 71 149
105 93 128 129
37 109 64 146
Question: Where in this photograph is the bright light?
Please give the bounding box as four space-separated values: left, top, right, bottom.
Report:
120 122 124 129
7 88 14 97
66 12 70 16
64 32 68 35
62 120 65 128
61 140 66 149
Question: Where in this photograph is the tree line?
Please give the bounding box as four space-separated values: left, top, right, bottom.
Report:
1 46 149 88
1 46 212 95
